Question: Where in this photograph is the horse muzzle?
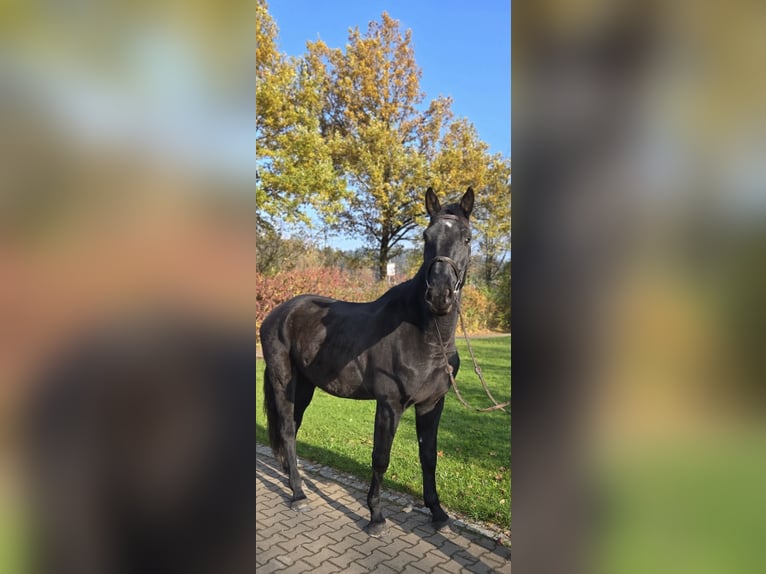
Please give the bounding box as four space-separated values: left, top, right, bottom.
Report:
425 256 464 316
425 286 455 316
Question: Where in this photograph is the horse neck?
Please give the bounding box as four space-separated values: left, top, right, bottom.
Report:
429 308 460 350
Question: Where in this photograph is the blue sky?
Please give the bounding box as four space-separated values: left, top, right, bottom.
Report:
266 0 511 158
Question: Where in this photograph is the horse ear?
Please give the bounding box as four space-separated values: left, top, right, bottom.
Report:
460 187 474 218
425 187 441 217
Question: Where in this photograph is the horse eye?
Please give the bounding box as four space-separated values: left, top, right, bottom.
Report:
464 237 471 244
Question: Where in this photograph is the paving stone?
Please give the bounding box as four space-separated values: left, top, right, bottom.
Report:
256 446 511 574
327 547 366 570
437 555 473 574
462 540 492 561
302 519 336 541
280 544 314 565
275 532 313 553
466 559 505 574
302 546 341 569
277 559 315 574
405 556 441 574
437 539 466 558
378 549 419 571
452 549 480 569
367 536 402 558
481 549 512 572
257 544 293 569
257 532 290 553
355 561 400 574
403 538 441 560
259 556 288 574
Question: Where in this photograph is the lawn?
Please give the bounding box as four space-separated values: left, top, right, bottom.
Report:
256 336 511 529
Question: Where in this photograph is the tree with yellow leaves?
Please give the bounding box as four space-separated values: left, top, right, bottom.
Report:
258 5 510 283
256 0 344 230
305 13 465 279
430 118 512 285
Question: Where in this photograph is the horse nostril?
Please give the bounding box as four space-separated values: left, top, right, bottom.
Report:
425 285 454 311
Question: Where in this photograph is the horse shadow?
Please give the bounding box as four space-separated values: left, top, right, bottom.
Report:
256 442 511 573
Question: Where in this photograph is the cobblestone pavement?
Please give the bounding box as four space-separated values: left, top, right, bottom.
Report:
256 443 511 573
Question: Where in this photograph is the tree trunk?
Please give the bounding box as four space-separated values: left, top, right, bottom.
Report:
484 253 495 286
378 238 390 281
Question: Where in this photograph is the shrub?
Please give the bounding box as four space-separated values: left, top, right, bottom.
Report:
490 262 511 332
458 285 497 334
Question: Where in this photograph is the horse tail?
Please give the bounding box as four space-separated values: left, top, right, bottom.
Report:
262 366 287 470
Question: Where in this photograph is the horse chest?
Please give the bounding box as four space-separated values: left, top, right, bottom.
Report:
387 354 452 406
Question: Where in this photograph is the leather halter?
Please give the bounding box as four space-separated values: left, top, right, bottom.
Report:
424 215 468 294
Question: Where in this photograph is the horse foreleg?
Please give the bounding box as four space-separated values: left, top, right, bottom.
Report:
416 397 449 527
365 401 402 537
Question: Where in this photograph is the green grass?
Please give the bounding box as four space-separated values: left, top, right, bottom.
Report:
256 336 511 529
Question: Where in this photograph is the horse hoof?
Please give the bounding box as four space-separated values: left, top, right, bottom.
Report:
364 520 388 538
290 498 310 512
431 509 449 530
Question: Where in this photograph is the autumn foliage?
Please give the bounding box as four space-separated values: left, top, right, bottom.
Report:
256 266 504 344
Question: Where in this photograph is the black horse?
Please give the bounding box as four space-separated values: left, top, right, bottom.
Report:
260 186 474 536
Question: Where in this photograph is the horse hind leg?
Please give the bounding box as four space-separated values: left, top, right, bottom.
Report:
262 353 309 511
285 375 315 513
293 375 315 435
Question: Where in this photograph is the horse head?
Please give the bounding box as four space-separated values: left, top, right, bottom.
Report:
423 187 474 316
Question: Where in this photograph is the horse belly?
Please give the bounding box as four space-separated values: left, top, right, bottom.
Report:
301 359 374 400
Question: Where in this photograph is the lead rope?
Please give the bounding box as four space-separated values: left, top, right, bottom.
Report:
433 298 511 415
